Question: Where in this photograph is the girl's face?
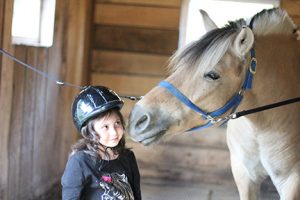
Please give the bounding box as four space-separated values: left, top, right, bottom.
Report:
93 111 124 147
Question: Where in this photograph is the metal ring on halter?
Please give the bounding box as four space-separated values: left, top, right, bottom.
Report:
250 57 257 74
204 114 214 121
210 117 223 124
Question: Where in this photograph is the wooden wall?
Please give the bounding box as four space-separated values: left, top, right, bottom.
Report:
0 0 92 199
90 0 181 118
281 0 300 24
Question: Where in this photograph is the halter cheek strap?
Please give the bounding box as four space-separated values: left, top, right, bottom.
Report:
158 48 257 132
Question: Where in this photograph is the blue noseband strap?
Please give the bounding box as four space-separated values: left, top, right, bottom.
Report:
159 81 211 119
158 48 257 132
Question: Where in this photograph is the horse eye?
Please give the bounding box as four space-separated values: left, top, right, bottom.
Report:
204 71 220 80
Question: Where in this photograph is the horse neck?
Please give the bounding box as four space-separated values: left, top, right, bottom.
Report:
242 35 300 109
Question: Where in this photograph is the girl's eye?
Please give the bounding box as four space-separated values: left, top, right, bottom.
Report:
102 125 109 130
204 71 220 80
115 121 122 127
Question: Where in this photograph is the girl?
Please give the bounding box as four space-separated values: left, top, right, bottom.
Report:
61 86 141 200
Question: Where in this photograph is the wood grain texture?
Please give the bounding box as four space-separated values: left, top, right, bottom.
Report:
96 0 181 7
0 0 91 199
7 46 26 199
281 0 300 17
94 3 180 29
293 16 300 26
0 0 15 199
91 50 169 75
94 26 179 54
91 72 163 96
127 127 231 183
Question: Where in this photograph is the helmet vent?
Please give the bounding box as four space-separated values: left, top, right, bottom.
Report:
87 94 97 107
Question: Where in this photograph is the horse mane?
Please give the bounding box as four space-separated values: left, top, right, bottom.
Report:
250 8 296 36
169 8 296 76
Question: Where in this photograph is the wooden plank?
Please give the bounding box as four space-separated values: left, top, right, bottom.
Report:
0 0 4 76
96 0 181 7
91 72 163 96
94 26 179 54
39 1 64 195
56 0 92 177
281 0 300 17
91 50 169 75
19 47 37 199
0 0 15 199
7 46 26 200
94 4 180 29
32 49 48 191
292 17 300 25
127 137 232 183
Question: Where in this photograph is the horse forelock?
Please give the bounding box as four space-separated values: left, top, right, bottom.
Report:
168 20 245 77
250 8 296 36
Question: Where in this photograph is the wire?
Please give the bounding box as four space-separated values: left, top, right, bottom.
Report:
0 48 83 89
0 48 143 100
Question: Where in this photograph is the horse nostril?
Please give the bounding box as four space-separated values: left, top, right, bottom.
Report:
135 113 150 133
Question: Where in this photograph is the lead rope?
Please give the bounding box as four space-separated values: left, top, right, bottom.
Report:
0 48 142 101
230 96 300 119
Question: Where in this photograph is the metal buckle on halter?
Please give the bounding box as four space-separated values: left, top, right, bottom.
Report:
210 114 233 124
238 89 245 96
205 114 214 121
210 117 224 124
249 57 257 74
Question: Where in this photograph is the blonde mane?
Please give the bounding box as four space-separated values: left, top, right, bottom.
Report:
168 8 297 79
250 8 296 36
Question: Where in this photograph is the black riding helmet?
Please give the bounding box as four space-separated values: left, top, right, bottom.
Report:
72 86 124 131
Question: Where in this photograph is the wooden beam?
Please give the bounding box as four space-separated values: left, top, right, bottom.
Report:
96 0 181 7
91 72 163 96
0 0 15 199
293 17 300 25
281 0 300 17
94 26 179 54
91 50 169 76
94 3 180 29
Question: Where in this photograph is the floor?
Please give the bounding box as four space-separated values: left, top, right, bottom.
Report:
141 178 279 200
45 177 279 200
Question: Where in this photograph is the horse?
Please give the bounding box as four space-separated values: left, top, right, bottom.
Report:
128 8 300 200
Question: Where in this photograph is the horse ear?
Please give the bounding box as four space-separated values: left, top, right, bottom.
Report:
199 9 218 32
233 27 254 57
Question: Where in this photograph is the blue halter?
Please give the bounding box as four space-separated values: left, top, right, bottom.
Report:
159 48 257 131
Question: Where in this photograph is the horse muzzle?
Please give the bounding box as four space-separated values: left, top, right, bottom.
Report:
127 104 168 145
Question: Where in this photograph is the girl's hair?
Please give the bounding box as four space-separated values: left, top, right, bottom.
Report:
70 108 128 159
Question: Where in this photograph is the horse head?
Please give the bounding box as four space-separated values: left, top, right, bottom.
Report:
128 10 255 145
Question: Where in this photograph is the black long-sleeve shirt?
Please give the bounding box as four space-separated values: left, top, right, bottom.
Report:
61 150 141 200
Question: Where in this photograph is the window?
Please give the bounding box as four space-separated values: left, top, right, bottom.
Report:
11 0 56 47
180 0 279 47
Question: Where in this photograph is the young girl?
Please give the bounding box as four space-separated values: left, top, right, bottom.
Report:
61 86 141 200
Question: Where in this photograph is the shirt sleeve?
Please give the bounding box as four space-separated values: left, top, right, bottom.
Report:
129 151 142 200
61 155 85 200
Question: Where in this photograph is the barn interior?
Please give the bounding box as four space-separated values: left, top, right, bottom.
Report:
1 0 299 199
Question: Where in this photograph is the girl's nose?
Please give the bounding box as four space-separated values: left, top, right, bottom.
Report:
110 127 118 136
